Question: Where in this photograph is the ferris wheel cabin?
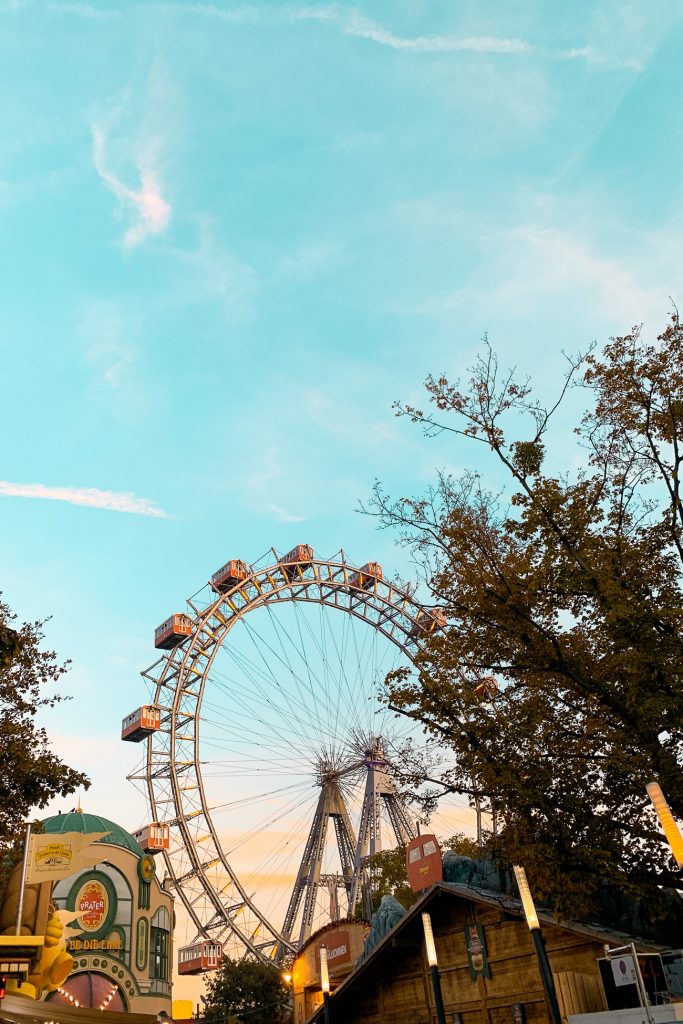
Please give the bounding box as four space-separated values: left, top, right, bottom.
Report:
348 561 383 590
154 614 193 650
278 544 314 577
210 559 248 593
474 675 499 700
134 822 170 854
409 607 447 638
177 941 223 975
121 705 161 742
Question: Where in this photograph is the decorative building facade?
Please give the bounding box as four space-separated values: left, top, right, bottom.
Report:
41 812 173 1017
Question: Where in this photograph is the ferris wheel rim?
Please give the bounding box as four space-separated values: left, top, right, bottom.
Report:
140 553 438 961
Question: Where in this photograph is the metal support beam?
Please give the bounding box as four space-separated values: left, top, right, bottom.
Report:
277 775 357 959
348 738 415 914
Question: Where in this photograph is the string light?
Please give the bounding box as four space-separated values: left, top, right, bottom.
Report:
99 984 118 1010
57 986 80 1007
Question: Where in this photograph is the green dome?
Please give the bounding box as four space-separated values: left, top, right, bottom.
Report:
41 812 144 858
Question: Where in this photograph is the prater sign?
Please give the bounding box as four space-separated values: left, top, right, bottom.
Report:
76 879 108 932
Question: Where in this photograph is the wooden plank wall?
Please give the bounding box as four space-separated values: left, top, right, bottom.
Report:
330 895 610 1024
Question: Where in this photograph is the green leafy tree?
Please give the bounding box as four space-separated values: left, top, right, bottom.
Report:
442 832 480 859
202 957 289 1024
367 315 683 917
0 598 89 861
365 845 415 912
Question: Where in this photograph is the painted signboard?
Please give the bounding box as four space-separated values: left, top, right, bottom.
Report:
315 930 351 974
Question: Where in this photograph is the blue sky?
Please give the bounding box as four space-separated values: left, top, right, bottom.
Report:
2 0 682 833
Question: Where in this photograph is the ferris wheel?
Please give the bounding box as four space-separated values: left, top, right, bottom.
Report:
124 545 462 966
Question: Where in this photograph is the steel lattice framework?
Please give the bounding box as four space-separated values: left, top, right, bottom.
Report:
131 551 439 964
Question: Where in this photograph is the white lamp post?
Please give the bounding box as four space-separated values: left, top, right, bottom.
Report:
513 866 562 1024
320 945 331 1024
646 781 683 868
422 912 447 1024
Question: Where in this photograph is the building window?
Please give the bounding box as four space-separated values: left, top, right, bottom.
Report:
150 926 168 979
150 907 170 980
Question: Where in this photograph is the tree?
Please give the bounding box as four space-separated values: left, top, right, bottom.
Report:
202 957 289 1024
367 314 683 917
364 845 417 913
0 597 89 864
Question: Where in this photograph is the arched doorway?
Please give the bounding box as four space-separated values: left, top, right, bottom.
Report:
47 972 128 1012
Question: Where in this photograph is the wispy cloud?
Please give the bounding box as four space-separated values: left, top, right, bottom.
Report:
0 482 168 517
0 3 646 69
268 504 305 523
478 224 666 328
92 123 170 248
170 217 257 316
302 8 532 55
81 302 136 391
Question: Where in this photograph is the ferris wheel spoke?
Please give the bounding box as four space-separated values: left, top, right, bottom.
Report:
201 692 351 760
209 650 315 746
230 616 329 753
260 604 333 742
205 676 315 755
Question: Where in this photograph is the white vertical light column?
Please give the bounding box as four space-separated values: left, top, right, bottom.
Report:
646 781 683 868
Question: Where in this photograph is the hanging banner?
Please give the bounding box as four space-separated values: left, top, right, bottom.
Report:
464 922 491 980
25 832 110 884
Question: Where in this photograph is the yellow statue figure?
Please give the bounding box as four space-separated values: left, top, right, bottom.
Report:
0 863 75 1000
23 907 75 998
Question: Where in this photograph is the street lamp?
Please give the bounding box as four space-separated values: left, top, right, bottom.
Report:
513 866 562 1024
422 912 447 1024
646 781 683 869
319 945 331 1024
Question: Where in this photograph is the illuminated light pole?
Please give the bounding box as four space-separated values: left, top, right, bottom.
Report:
320 945 331 1024
281 971 293 1019
513 866 562 1024
422 912 447 1024
646 781 683 868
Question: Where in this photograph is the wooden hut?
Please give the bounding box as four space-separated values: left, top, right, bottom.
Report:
292 918 370 1023
303 882 669 1024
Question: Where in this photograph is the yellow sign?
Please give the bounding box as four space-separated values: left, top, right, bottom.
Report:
68 937 120 951
26 831 110 883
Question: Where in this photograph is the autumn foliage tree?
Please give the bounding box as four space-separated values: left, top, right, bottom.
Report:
0 598 89 862
369 314 683 916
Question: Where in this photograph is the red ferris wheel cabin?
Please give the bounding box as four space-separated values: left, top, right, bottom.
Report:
210 559 248 593
154 613 193 650
278 544 314 577
121 705 161 742
406 834 443 892
134 822 170 854
178 940 223 975
409 607 447 638
348 562 383 590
